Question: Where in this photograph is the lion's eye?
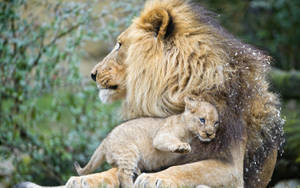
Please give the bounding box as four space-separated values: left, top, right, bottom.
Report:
115 42 121 50
199 118 205 124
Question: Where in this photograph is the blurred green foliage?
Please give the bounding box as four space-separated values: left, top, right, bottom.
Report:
271 100 300 184
0 0 141 186
202 0 300 70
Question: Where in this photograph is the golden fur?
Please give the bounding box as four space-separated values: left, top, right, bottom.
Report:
74 98 219 188
84 0 284 187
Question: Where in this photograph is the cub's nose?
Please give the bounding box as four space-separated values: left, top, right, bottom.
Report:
91 71 97 81
206 132 213 137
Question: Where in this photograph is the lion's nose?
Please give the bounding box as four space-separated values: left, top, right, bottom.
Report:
91 71 97 81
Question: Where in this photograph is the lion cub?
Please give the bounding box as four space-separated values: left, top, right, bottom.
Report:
74 97 219 188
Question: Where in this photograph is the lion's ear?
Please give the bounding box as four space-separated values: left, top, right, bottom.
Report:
139 8 173 39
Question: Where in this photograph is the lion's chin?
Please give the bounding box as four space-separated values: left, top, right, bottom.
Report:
98 89 117 104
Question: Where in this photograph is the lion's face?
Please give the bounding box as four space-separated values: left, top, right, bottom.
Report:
91 29 133 103
183 98 219 142
91 0 236 119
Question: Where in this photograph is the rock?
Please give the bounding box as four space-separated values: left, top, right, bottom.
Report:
196 185 211 188
0 158 14 176
274 179 300 188
13 182 65 188
13 182 41 188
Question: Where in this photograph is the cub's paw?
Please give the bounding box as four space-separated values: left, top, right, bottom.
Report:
169 143 191 153
134 173 178 188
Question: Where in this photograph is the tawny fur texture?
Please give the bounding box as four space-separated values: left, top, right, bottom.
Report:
90 0 284 187
74 98 219 188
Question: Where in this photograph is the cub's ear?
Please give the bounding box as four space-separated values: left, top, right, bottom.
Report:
139 8 173 39
184 96 197 113
184 96 195 104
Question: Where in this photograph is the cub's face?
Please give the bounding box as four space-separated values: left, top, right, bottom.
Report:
184 99 219 142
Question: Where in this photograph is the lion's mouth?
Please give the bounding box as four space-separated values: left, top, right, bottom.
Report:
97 84 118 90
107 85 118 90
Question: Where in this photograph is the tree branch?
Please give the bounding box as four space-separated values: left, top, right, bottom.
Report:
269 69 300 99
30 22 83 69
45 22 82 49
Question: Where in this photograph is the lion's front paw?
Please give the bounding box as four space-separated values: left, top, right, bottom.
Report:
80 178 90 188
80 175 117 188
134 173 178 188
65 173 118 188
168 143 191 153
66 176 81 188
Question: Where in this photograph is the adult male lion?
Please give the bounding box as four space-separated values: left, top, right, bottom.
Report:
77 0 284 187
17 0 283 188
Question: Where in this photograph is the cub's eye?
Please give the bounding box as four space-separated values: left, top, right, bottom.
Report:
199 118 205 124
214 121 219 127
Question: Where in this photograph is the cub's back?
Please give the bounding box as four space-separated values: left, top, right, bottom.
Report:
103 117 164 151
102 116 184 171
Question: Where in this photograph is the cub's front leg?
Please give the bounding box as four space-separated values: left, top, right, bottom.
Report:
117 168 135 188
153 132 191 154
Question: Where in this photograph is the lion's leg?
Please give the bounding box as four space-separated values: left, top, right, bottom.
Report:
251 148 278 188
134 142 245 188
65 168 119 188
134 160 242 188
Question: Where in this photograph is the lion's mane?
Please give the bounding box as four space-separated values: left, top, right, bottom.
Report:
121 0 284 186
